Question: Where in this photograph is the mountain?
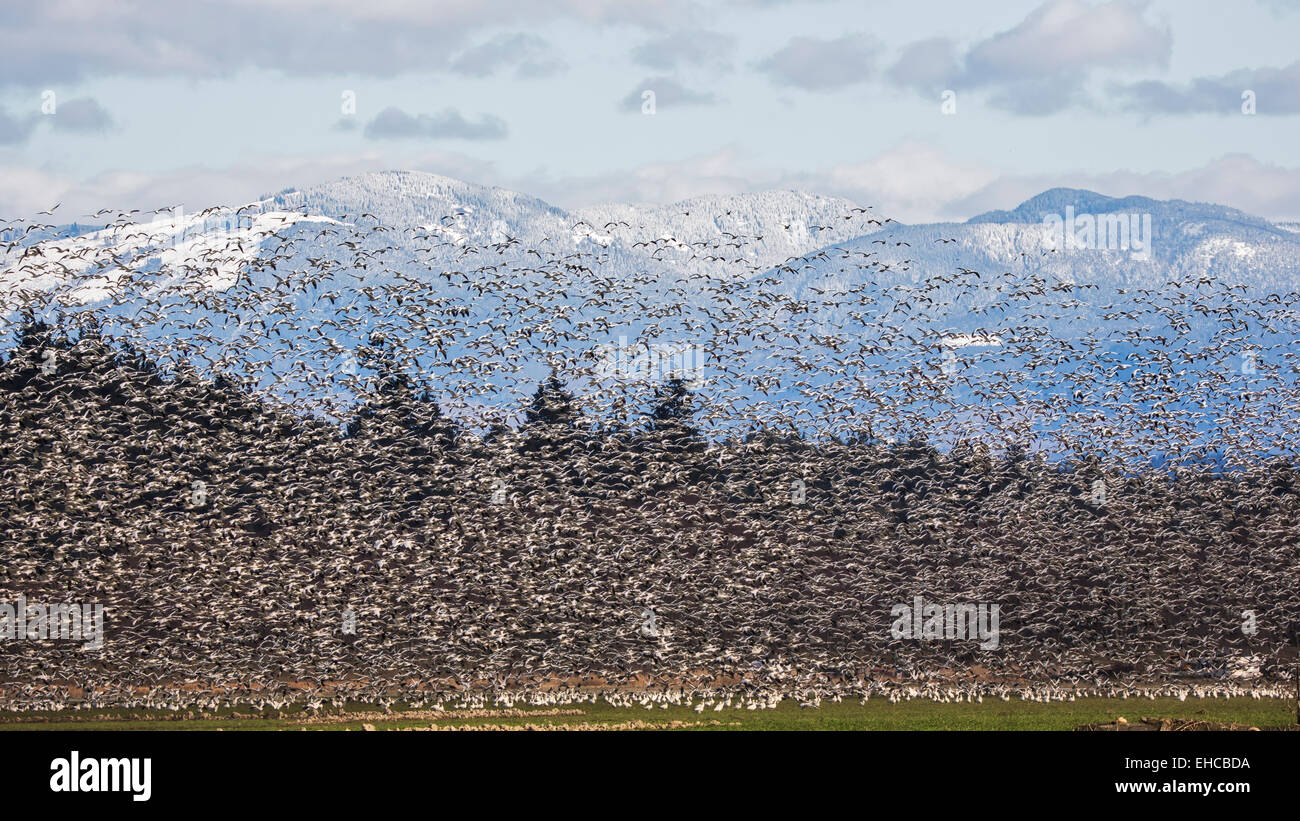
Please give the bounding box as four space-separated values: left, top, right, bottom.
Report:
2 174 1297 453
12 174 1298 304
790 186 1300 284
772 185 1300 349
968 187 1269 228
254 171 871 276
573 189 868 270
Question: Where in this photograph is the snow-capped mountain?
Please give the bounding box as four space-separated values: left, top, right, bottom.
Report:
11 172 1298 305
253 171 871 275
266 171 569 247
3 173 1297 450
781 186 1300 296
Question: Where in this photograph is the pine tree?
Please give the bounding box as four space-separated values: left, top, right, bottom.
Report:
524 373 577 429
520 372 586 489
646 377 702 454
345 334 455 448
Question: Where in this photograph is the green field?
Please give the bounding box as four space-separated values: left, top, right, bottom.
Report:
1 697 1293 731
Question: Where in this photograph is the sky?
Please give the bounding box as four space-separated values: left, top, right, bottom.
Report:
2 0 1299 223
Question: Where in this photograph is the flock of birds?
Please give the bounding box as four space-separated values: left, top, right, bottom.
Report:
0 198 1297 715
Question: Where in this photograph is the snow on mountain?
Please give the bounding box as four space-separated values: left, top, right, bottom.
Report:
1 208 343 305
574 189 868 272
3 175 1297 445
18 174 1295 309
780 187 1300 304
263 171 570 243
243 172 867 268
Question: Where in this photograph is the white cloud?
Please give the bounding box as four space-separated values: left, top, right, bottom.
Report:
1112 60 1300 115
528 147 755 206
964 0 1171 83
522 142 996 222
51 97 115 133
0 150 499 220
946 154 1300 222
631 30 737 71
811 144 999 223
539 143 1300 224
0 0 691 86
887 38 961 95
886 0 1173 115
363 108 509 140
756 34 880 91
5 145 1300 227
450 33 566 79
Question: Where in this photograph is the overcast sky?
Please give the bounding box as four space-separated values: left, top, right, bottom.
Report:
3 0 1299 222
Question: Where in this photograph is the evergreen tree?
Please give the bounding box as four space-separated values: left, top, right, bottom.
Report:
520 372 585 488
524 372 578 429
646 377 702 454
346 334 455 448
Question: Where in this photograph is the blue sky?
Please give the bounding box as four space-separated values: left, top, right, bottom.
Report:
2 0 1299 221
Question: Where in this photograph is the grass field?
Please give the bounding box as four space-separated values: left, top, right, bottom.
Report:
1 697 1294 731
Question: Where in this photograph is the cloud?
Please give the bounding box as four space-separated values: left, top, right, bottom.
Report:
0 0 686 87
362 107 508 140
450 33 566 79
885 0 1172 115
52 97 115 133
5 142 1300 228
985 76 1093 116
964 0 1171 84
533 142 1300 224
0 97 113 144
0 109 40 145
0 149 502 220
620 78 720 112
522 143 995 222
631 30 736 70
756 34 878 91
945 153 1300 222
1111 60 1300 114
807 144 999 223
886 38 961 96
522 146 756 207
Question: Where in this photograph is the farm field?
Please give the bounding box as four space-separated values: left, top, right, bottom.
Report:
1 696 1293 731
